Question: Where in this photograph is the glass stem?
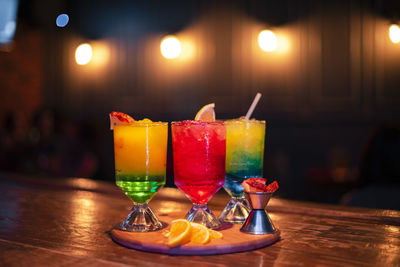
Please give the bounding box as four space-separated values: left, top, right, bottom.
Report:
185 203 221 229
118 203 163 232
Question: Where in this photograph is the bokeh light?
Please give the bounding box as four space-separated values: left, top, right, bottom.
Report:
389 24 400 44
160 36 182 59
0 0 18 44
4 21 16 37
56 14 69 27
91 41 110 67
75 43 93 65
258 30 277 52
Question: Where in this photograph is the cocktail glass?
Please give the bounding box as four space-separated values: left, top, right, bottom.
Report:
172 120 226 230
113 121 168 232
218 118 265 224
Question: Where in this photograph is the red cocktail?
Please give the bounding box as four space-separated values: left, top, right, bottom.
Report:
172 120 226 229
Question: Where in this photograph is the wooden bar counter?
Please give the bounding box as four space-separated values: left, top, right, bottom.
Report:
0 173 399 266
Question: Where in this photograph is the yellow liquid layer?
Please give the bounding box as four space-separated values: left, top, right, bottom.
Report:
225 119 265 173
113 123 168 175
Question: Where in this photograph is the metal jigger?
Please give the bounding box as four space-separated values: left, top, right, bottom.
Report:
240 191 277 235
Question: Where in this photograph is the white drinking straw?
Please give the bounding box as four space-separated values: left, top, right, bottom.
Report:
245 93 262 120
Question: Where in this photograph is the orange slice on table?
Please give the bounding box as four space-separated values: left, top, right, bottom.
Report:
109 111 135 130
209 229 223 240
190 222 211 244
168 219 192 247
194 103 216 122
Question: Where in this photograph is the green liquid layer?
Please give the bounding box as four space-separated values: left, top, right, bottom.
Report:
116 174 165 204
225 151 263 197
226 151 263 174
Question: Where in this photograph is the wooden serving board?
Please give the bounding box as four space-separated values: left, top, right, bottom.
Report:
111 220 280 255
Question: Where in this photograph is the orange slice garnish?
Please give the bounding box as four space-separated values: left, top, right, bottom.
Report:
167 219 192 247
194 103 216 122
209 229 223 239
189 222 210 244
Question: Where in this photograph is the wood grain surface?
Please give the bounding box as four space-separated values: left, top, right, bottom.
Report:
0 173 399 266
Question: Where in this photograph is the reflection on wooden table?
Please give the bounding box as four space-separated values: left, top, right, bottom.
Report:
0 173 399 266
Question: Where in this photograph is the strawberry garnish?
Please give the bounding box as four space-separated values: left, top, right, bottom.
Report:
242 178 279 193
248 178 267 185
242 178 267 192
109 111 135 130
266 181 279 192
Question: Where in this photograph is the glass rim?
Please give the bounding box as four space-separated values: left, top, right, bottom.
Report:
114 122 168 127
171 120 225 125
224 118 266 124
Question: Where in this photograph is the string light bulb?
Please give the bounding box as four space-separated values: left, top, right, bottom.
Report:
389 24 400 44
258 30 277 52
160 36 181 59
75 43 92 65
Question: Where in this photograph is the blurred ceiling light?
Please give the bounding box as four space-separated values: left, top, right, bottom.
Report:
91 41 110 67
389 24 400 44
56 14 69 27
160 36 181 59
75 43 92 65
258 30 277 52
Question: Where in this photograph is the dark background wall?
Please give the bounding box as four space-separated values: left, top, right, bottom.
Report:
1 0 399 205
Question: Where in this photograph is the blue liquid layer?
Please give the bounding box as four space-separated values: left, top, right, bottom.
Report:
224 170 262 197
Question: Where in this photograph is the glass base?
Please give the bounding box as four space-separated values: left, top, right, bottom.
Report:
218 197 251 224
116 204 163 232
185 204 221 230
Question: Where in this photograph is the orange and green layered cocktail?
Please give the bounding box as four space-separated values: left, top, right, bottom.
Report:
218 117 265 224
111 112 167 232
114 120 167 204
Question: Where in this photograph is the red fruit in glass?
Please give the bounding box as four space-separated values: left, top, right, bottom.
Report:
172 120 226 229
